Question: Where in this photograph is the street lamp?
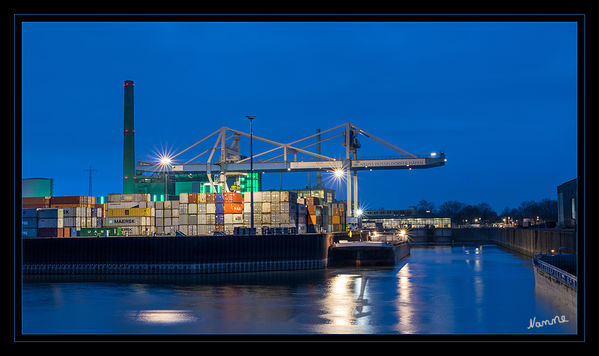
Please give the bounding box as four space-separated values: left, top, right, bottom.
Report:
159 155 172 200
246 115 255 233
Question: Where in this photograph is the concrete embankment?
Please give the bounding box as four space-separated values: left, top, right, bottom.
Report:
451 228 577 257
408 228 576 257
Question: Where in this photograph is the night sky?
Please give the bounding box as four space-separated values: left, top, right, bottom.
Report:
20 21 578 212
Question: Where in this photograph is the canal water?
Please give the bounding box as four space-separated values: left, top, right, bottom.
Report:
21 245 577 335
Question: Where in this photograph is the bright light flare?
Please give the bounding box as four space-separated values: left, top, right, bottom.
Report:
159 156 172 166
334 169 345 178
356 208 363 217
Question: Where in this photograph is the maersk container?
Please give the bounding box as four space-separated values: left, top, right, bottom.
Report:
104 217 146 226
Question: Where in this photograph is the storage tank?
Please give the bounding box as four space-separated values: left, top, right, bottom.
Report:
22 178 53 197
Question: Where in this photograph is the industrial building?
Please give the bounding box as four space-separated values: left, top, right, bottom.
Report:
22 178 53 197
362 209 451 229
557 178 577 227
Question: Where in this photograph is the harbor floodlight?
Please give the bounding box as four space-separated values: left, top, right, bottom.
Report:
356 208 363 217
334 169 344 178
160 156 172 166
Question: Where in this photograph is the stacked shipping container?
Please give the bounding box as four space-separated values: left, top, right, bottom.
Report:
103 194 155 236
155 200 179 235
22 192 344 238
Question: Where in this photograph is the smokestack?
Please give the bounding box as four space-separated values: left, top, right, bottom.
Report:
123 80 135 194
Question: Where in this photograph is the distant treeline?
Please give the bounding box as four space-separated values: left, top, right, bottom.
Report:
413 199 558 223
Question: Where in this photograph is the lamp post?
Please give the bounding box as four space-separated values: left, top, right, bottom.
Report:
245 115 255 233
160 156 172 200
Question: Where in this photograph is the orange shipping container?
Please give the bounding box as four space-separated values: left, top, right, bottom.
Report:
223 203 243 214
23 196 51 208
215 224 225 232
188 193 197 203
206 193 215 204
224 192 243 203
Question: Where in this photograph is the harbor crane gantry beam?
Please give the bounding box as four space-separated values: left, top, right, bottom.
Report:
136 122 446 221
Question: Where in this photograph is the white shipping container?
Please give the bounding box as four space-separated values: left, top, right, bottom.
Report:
280 191 289 202
262 202 271 213
189 215 197 225
120 226 141 236
198 193 206 203
206 214 215 225
172 217 179 226
233 214 243 224
262 214 271 224
179 203 188 214
179 193 188 203
171 201 179 209
224 214 233 224
156 201 164 209
164 218 172 226
198 203 207 213
180 214 188 225
172 209 179 217
164 201 171 209
188 203 198 214
156 209 164 218
206 204 215 214
190 225 197 235
271 191 279 202
206 225 216 234
156 226 164 234
38 218 63 228
198 225 207 235
198 214 207 225
262 191 271 202
164 209 172 218
179 225 188 235
113 217 152 227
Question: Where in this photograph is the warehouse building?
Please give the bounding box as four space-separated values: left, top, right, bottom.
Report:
557 178 577 227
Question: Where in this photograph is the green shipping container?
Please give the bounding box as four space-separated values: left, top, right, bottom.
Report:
79 227 122 237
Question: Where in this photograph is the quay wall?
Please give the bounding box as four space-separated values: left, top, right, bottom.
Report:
22 234 334 274
450 228 577 257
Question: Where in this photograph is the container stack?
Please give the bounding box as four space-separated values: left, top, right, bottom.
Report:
36 208 68 237
326 202 346 232
103 194 155 236
305 196 323 233
297 203 307 234
21 208 39 238
22 197 51 209
243 191 263 231
155 200 179 235
179 192 244 235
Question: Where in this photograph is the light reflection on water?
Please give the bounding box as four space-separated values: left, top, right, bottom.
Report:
22 245 577 334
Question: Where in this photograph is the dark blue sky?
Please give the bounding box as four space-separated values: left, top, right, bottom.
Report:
21 21 577 212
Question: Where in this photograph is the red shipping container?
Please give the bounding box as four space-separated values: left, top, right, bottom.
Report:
205 193 215 204
188 193 197 203
215 224 225 232
51 196 84 205
23 197 51 208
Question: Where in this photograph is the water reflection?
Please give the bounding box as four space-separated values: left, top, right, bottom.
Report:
22 245 578 334
130 310 197 324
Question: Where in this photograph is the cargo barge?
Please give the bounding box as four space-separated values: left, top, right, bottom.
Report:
327 241 410 267
22 234 333 275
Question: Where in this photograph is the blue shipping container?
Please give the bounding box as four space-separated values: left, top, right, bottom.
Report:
215 203 224 214
22 217 38 228
22 208 38 218
215 214 225 224
22 228 37 238
215 193 224 203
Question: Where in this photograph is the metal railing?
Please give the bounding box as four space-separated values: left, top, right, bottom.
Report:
532 254 577 289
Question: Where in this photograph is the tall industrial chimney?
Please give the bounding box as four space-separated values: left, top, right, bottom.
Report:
123 80 135 194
